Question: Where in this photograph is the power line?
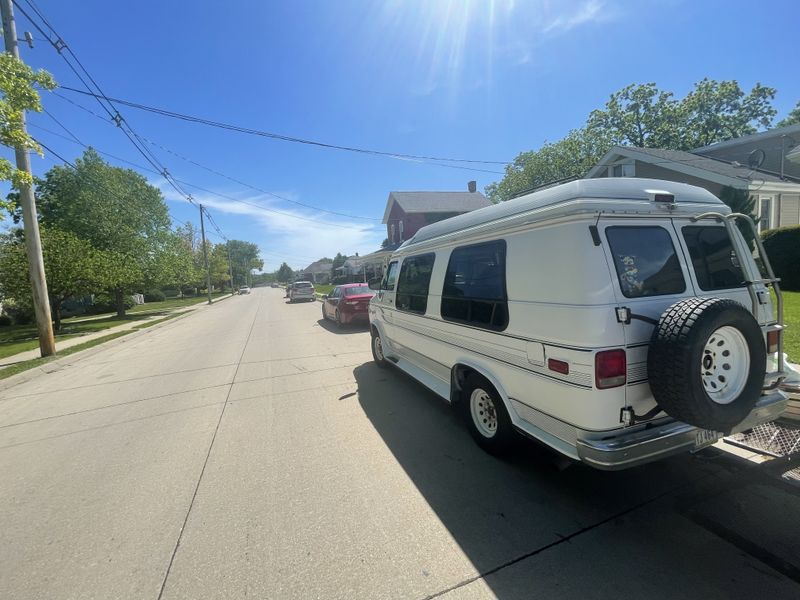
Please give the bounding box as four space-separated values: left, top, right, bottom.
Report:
57 86 509 170
29 122 383 232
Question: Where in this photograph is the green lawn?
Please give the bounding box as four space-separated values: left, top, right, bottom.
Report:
314 284 334 296
0 292 228 360
783 290 799 363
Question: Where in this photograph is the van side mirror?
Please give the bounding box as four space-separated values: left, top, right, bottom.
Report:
368 278 382 291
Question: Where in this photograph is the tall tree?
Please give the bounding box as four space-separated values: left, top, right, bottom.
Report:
226 240 262 287
488 79 779 203
18 149 172 316
777 101 800 128
276 262 293 282
719 186 757 249
0 53 56 210
0 227 113 330
331 252 347 278
210 243 231 290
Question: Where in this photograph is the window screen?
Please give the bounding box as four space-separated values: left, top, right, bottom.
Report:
606 227 685 298
441 240 508 330
396 254 435 314
682 226 744 291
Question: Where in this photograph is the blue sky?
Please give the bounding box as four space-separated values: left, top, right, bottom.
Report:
7 0 800 270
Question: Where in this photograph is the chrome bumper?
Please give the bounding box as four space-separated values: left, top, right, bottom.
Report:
576 391 788 470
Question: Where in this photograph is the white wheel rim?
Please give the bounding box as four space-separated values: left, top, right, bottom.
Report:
701 325 750 405
373 335 384 361
470 388 498 438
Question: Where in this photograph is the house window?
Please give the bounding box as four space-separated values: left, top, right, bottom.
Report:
610 163 634 177
759 197 772 231
441 240 508 331
396 254 435 314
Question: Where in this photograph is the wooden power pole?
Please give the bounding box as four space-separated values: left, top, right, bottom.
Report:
1 0 56 356
199 204 212 305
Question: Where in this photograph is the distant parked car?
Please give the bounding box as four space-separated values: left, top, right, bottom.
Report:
239 286 250 295
289 281 315 302
321 283 374 326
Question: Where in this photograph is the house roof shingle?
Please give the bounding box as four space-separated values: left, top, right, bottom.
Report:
598 146 785 184
383 191 491 223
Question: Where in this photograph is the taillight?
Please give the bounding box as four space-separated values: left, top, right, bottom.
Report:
767 330 781 354
595 349 627 389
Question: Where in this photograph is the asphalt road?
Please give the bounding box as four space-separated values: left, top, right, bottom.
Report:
1 287 799 599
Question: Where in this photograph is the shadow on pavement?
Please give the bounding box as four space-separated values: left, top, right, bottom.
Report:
352 362 799 599
316 318 369 335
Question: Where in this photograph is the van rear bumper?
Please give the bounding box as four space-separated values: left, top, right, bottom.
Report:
575 391 788 470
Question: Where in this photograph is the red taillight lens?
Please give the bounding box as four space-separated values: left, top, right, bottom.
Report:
595 349 627 389
767 330 780 354
547 358 569 375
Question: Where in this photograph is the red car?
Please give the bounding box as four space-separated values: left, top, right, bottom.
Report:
321 283 374 326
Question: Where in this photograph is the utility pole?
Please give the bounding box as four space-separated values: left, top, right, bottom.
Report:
226 242 235 293
1 0 55 357
199 204 212 304
243 260 249 287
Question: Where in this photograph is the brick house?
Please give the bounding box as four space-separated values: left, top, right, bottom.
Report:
381 182 491 247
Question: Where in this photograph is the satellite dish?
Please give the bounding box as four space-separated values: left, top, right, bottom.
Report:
748 149 766 170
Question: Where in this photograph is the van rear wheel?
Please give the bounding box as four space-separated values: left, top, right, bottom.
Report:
462 374 515 455
648 297 766 432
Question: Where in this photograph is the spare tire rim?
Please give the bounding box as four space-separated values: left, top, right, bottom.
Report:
701 326 750 405
470 388 498 438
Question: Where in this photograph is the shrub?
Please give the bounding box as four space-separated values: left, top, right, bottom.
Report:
0 314 12 326
761 226 800 291
86 293 137 315
144 289 166 302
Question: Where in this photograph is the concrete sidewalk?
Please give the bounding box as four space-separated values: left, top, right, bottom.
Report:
0 294 232 369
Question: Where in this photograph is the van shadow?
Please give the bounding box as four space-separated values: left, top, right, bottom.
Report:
352 362 735 598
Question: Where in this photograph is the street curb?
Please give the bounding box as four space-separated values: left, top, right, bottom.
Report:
0 298 224 393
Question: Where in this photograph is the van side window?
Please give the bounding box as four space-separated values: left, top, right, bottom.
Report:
441 240 508 330
383 261 399 291
606 227 686 298
396 254 435 314
682 226 745 291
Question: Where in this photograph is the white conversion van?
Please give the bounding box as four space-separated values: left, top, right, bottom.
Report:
368 178 788 470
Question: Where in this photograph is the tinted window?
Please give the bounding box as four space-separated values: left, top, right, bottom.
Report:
296 282 313 288
441 240 508 330
384 261 398 291
682 226 744 291
345 285 371 296
606 227 685 298
396 254 435 314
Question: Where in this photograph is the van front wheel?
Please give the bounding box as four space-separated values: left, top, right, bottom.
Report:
371 330 388 368
462 375 515 455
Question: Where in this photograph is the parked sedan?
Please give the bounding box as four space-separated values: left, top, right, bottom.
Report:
321 283 374 326
238 286 251 295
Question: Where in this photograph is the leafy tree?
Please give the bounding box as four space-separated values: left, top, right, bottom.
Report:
331 252 347 278
210 243 231 290
381 238 390 248
719 186 757 250
777 101 800 128
276 262 294 282
0 227 113 330
15 149 172 316
679 79 777 148
485 128 612 202
488 79 779 203
0 53 56 209
226 240 262 287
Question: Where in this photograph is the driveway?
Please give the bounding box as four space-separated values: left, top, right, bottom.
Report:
0 287 798 599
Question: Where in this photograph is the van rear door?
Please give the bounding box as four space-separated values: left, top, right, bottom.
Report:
669 218 770 325
599 219 696 347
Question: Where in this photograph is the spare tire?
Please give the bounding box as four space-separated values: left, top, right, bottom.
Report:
648 297 766 432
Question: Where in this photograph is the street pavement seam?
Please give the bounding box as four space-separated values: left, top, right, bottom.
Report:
0 381 233 430
155 290 265 600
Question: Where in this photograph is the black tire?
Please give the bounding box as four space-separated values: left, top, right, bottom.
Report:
321 303 327 320
371 329 388 368
461 374 516 455
648 297 766 432
335 309 342 327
